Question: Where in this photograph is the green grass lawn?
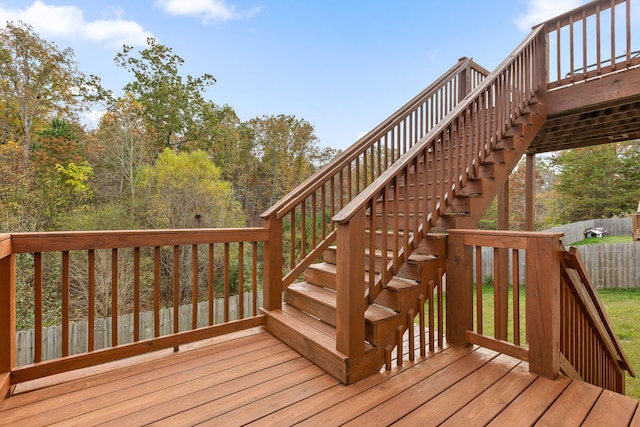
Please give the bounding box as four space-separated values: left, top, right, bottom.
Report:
597 289 640 399
466 285 639 399
571 235 634 245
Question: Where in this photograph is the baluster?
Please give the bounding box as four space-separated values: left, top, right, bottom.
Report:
192 244 199 328
208 243 215 325
34 253 43 361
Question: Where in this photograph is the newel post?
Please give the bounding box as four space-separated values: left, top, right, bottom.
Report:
335 208 366 357
446 231 473 346
262 215 283 311
0 241 16 399
526 235 561 379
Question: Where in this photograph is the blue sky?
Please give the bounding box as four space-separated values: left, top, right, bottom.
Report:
1 0 591 150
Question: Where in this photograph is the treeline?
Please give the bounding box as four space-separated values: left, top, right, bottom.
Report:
0 22 338 234
0 22 337 329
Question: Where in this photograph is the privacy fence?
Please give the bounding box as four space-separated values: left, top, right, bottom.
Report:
15 291 263 367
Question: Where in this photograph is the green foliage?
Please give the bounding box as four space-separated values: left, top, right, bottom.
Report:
115 38 216 150
137 148 246 229
551 143 640 223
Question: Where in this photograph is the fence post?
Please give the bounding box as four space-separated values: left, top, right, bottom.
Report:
446 231 473 346
526 235 561 379
262 215 282 311
0 244 16 399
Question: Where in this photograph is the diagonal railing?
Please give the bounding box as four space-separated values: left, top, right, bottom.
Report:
260 57 489 311
330 25 547 357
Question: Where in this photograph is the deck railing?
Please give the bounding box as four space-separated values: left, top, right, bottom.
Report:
260 57 489 312
446 229 633 394
545 0 640 89
0 229 267 391
330 26 545 357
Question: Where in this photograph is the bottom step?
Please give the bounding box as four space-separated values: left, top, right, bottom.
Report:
262 304 388 384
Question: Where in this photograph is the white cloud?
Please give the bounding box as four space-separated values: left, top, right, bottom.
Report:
0 1 152 48
156 0 260 24
516 0 589 31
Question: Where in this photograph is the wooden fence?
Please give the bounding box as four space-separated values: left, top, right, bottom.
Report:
15 291 262 367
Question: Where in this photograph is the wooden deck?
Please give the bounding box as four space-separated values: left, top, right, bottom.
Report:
1 327 638 426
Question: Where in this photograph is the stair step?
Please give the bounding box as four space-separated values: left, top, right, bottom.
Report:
284 281 400 344
262 305 350 383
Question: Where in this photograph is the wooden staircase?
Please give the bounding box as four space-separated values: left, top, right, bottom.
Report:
263 93 547 384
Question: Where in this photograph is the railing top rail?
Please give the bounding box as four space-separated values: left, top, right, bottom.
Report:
538 0 627 29
0 234 11 259
261 57 488 220
9 227 269 253
333 25 545 225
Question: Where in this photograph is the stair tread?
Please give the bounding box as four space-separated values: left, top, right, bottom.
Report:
288 282 399 324
262 306 348 361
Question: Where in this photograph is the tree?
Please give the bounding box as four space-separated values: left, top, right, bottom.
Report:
551 142 640 222
114 38 216 150
0 21 86 167
89 93 154 214
136 148 245 229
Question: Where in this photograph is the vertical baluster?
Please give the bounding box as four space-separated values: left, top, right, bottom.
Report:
311 192 317 249
321 183 327 240
355 156 361 195
569 15 575 81
556 21 562 82
596 3 602 74
134 247 140 342
62 251 69 356
428 281 435 353
610 0 616 71
419 293 426 356
475 246 483 334
34 252 43 362
625 0 631 66
290 210 295 270
238 242 244 319
154 246 160 337
582 10 588 79
252 242 258 316
381 185 388 280
224 242 230 323
172 245 179 348
192 244 198 329
111 248 118 348
437 267 444 347
408 309 415 362
301 199 306 259
208 243 215 326
513 248 520 346
368 199 375 296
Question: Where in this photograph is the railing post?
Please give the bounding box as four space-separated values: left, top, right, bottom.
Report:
535 25 548 95
335 208 366 357
526 235 561 379
446 231 473 346
0 248 16 399
262 215 283 311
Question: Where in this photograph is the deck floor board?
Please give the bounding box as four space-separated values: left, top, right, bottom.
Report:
1 326 637 426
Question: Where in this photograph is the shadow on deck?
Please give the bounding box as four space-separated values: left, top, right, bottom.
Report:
1 326 637 426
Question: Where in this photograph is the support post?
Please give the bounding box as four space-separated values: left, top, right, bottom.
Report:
0 251 16 399
525 152 536 231
526 235 561 379
335 208 366 357
262 215 282 311
496 181 510 340
446 231 473 346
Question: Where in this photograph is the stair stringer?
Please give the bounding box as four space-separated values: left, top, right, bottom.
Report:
439 99 548 230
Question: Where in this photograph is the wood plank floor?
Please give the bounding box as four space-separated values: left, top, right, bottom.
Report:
1 326 638 426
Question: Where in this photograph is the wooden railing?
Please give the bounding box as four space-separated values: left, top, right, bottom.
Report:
330 26 546 357
560 247 635 393
545 0 640 89
0 229 267 391
446 229 633 394
260 57 489 312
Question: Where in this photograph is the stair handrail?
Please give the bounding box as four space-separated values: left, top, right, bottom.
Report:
260 58 490 311
261 57 489 221
560 246 635 392
332 25 546 356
